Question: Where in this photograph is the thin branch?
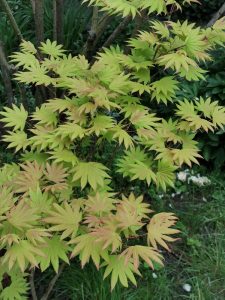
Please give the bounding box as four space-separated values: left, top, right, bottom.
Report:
29 269 38 300
0 41 14 106
100 15 132 50
53 0 64 44
40 262 67 300
0 0 23 41
83 7 99 59
31 0 44 45
207 2 225 27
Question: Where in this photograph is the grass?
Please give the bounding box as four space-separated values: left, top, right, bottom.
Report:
41 169 225 300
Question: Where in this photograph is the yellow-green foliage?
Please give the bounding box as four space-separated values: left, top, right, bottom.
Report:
1 9 225 299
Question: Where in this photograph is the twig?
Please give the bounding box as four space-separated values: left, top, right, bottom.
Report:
0 0 23 41
83 7 99 59
30 269 38 300
100 15 132 50
207 2 225 27
31 0 44 45
53 0 64 44
0 41 14 106
40 262 67 300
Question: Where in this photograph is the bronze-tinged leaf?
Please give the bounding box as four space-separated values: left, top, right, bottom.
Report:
147 213 180 251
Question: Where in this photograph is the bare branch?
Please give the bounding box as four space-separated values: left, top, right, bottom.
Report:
31 0 44 45
40 262 67 300
101 15 131 50
29 269 38 300
83 7 99 58
53 0 64 44
0 0 23 41
207 2 225 27
0 41 14 106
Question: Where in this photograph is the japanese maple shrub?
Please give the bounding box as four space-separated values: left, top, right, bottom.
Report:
1 0 225 298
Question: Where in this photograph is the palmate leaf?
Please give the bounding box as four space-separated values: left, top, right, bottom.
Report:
0 187 14 222
129 161 156 185
3 131 29 152
2 240 45 271
147 213 180 251
111 126 134 149
32 106 58 126
13 161 43 194
43 202 82 239
44 163 68 192
88 115 116 136
55 123 86 140
90 225 122 252
0 105 28 131
28 188 53 213
121 245 163 271
120 193 152 219
39 236 69 273
102 255 140 291
84 192 117 216
39 40 65 58
7 201 39 230
155 160 177 191
48 149 79 166
72 162 110 190
70 233 108 268
151 76 179 104
158 50 197 72
0 269 29 300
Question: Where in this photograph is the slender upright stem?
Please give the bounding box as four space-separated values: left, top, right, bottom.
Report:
30 269 38 300
83 7 99 58
40 262 67 300
101 15 131 50
0 41 14 106
53 0 64 44
207 2 225 27
0 0 23 41
31 0 44 46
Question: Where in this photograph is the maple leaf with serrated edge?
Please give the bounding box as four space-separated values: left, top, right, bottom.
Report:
155 160 177 191
55 123 86 140
39 236 69 272
70 233 108 269
111 126 134 149
32 106 58 126
3 131 29 152
39 40 65 57
102 255 141 291
48 149 79 166
121 245 163 271
7 201 39 230
0 105 28 131
2 240 45 271
90 225 122 252
13 161 43 194
147 213 180 251
84 192 117 216
44 163 68 192
43 202 82 239
130 161 156 185
72 162 110 190
120 193 152 219
88 115 116 136
0 269 29 300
